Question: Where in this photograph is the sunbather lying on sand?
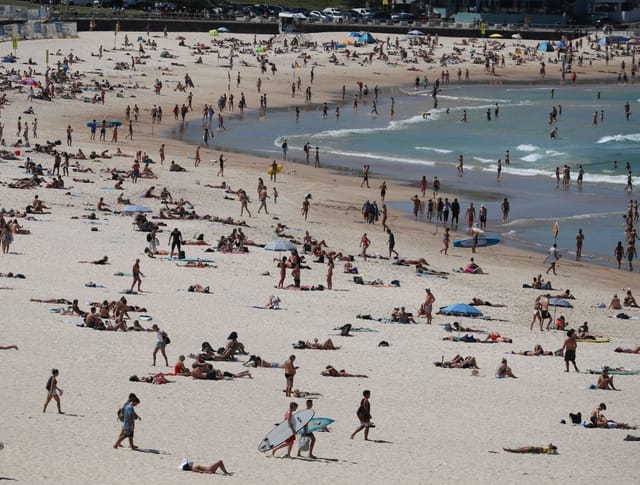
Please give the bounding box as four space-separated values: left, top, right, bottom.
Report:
504 444 557 454
614 346 640 354
129 373 173 384
191 363 251 380
321 365 368 378
79 256 109 264
187 284 210 293
511 344 554 356
434 355 479 369
304 338 340 350
243 355 283 368
470 297 506 307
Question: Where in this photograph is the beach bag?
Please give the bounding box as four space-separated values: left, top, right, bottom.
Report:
162 331 171 345
298 436 310 452
357 403 370 420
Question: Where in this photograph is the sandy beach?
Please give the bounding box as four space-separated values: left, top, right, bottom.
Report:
0 28 639 484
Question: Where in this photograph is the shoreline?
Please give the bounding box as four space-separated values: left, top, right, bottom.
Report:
166 80 634 268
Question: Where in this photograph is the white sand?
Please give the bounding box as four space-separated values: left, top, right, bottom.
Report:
0 30 638 484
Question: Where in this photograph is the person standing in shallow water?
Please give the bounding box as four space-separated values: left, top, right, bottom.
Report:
575 229 584 261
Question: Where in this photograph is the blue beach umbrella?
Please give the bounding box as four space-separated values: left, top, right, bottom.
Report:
438 303 483 317
548 298 573 308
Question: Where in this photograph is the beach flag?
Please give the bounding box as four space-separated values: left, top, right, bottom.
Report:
553 221 559 241
46 49 49 66
12 35 18 54
481 23 486 36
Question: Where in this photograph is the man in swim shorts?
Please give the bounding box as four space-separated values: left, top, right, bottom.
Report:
561 329 579 372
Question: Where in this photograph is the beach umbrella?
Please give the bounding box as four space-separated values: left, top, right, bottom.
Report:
438 303 483 317
217 27 230 33
627 38 640 45
408 30 425 36
264 240 296 251
347 32 361 38
548 297 573 319
512 33 522 39
209 29 219 37
176 36 186 40
548 298 573 308
555 41 567 48
489 33 503 38
537 42 554 52
122 204 152 213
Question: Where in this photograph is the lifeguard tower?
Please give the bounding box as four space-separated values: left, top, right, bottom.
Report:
275 12 311 44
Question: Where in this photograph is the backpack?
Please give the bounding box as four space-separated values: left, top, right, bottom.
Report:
117 407 125 422
45 376 53 391
162 331 171 345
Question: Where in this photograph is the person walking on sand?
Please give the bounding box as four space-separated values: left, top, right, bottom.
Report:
440 227 450 255
360 233 371 261
297 399 317 459
114 393 141 450
314 147 320 168
351 390 372 440
387 228 399 259
561 329 579 372
151 324 169 366
194 146 201 167
272 402 298 458
43 368 63 414
546 243 559 275
301 196 310 221
284 355 296 398
130 258 142 292
217 154 225 176
360 164 370 188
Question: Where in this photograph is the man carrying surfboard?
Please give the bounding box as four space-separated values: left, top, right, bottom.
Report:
546 243 559 276
272 402 298 458
297 400 317 459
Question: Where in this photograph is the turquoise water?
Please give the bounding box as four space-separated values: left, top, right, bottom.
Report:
169 83 640 266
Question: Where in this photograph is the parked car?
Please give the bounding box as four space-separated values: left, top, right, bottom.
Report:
368 11 391 20
391 12 417 21
352 8 371 17
308 10 328 21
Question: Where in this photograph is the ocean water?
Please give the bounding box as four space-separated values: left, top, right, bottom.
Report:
168 83 640 266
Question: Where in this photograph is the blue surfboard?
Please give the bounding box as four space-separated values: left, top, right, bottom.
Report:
297 417 334 434
453 237 500 248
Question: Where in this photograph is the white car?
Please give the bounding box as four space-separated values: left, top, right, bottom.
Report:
308 10 328 21
322 7 344 21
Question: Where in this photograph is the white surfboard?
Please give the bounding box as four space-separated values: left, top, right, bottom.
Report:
543 251 563 265
258 409 314 452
